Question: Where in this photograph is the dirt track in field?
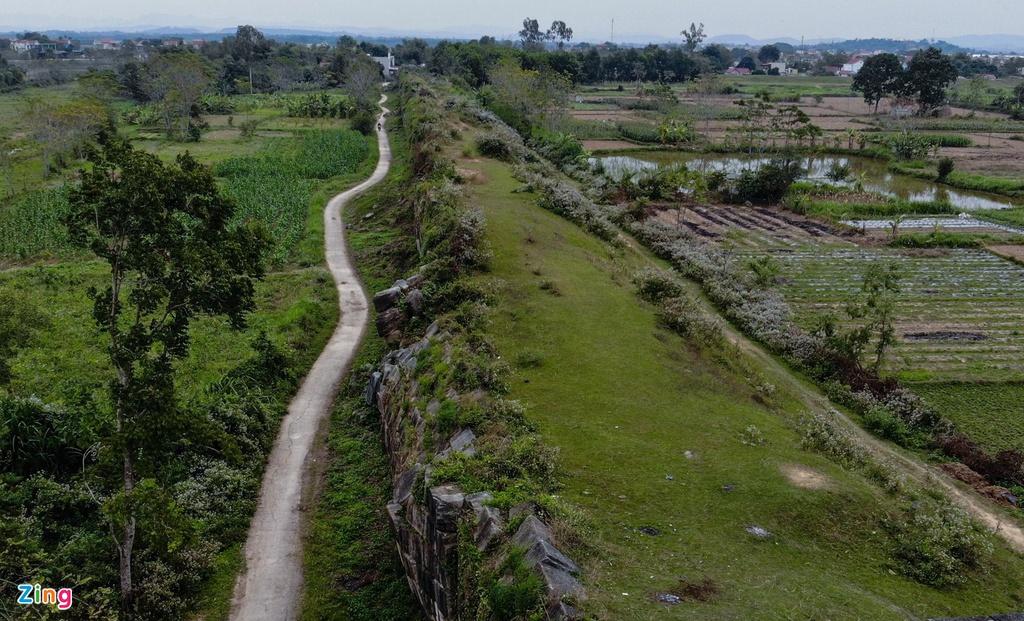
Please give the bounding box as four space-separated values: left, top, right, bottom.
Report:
228 92 391 621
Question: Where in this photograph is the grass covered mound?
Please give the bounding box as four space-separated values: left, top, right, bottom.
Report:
448 92 1024 616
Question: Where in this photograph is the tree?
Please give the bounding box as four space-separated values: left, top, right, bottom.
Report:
227 25 271 95
548 21 573 49
395 38 430 65
681 22 706 52
519 18 547 51
858 262 901 370
146 50 212 140
0 56 25 91
738 56 757 71
344 58 382 111
758 44 781 64
701 44 733 72
904 47 957 115
852 53 904 113
65 135 266 615
22 96 109 176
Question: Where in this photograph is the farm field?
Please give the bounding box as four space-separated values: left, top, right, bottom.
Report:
913 383 1024 454
0 79 378 617
732 244 1024 383
574 75 1024 180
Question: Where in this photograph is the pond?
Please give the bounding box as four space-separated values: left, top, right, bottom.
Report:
591 152 1019 211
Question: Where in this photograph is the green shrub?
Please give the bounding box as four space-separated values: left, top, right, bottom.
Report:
723 160 802 205
633 268 683 303
887 503 993 587
351 111 377 135
658 295 723 347
937 157 955 181
486 548 544 621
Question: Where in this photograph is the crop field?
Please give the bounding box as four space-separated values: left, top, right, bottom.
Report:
733 244 1024 383
912 382 1024 454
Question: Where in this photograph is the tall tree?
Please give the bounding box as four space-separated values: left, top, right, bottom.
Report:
228 25 270 95
904 47 958 115
758 44 781 64
681 22 706 52
519 18 547 51
548 20 573 49
65 135 266 615
146 50 212 140
345 58 383 111
852 53 904 113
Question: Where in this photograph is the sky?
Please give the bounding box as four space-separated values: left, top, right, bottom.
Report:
4 0 1024 41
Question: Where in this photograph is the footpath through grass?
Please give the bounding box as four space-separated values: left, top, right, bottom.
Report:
461 154 1024 620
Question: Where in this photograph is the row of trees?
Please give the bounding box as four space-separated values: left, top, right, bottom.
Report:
853 48 959 114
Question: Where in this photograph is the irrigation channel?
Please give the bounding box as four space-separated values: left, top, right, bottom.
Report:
593 152 1020 212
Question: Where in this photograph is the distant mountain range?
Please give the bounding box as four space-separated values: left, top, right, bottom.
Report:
708 33 1024 54
4 25 1024 54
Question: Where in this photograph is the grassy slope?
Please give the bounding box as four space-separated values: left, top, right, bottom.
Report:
461 154 1024 620
300 129 421 620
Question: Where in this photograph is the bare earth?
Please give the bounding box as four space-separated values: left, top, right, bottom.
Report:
228 94 392 621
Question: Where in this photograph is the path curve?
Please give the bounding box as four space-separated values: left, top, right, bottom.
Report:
229 92 391 621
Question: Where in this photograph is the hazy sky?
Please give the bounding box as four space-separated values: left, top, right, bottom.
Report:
4 0 1024 40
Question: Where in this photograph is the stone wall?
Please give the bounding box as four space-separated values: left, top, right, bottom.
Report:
364 277 584 620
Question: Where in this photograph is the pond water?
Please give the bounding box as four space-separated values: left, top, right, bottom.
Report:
591 152 1019 211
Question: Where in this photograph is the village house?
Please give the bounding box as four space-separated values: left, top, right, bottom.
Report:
11 39 40 53
92 38 121 50
371 49 397 77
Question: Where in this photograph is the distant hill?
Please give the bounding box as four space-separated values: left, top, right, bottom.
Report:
708 34 971 54
946 34 1024 53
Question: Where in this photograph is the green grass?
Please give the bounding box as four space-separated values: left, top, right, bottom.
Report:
463 155 1024 619
891 163 1024 198
195 544 244 621
716 74 856 98
979 207 1024 228
913 383 1024 455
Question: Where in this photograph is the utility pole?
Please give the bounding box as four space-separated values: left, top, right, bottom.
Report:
611 18 614 44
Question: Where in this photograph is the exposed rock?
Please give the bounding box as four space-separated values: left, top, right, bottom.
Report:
655 593 682 604
406 288 425 314
437 428 477 460
376 307 404 340
746 525 771 539
373 286 402 312
369 328 583 620
980 485 1019 507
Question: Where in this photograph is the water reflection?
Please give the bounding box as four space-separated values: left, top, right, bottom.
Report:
590 153 1018 211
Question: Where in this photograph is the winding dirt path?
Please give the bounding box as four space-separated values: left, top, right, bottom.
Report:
229 93 391 621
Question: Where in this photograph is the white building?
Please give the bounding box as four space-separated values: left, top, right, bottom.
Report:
12 39 40 53
371 50 397 77
839 60 865 76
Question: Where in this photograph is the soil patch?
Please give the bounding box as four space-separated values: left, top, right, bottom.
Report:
780 463 832 490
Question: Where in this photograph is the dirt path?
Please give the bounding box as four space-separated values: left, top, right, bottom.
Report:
228 92 391 621
716 309 1024 553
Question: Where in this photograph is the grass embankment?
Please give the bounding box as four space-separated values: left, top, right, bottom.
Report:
459 151 1024 619
300 128 421 620
891 163 1024 199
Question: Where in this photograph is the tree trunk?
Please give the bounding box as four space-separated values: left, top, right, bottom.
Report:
118 448 136 618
